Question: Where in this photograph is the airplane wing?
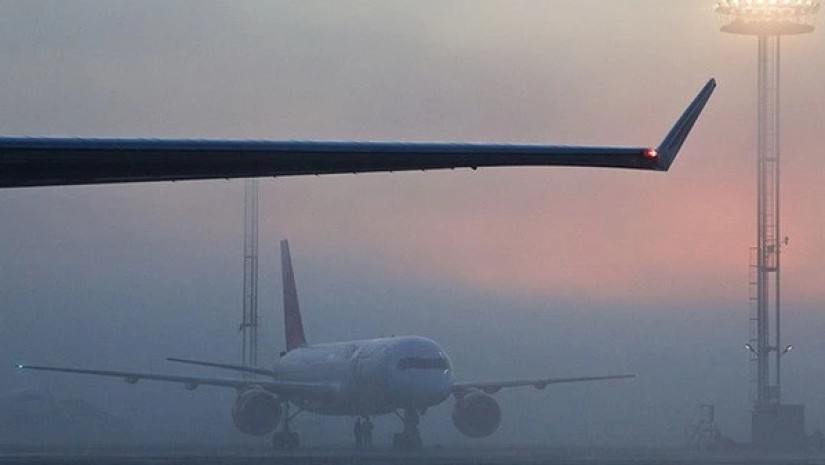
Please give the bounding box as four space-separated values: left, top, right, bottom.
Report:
15 364 335 398
166 357 276 377
453 374 636 395
0 79 715 188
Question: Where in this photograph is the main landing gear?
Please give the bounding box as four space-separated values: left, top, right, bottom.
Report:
271 401 301 450
392 408 423 450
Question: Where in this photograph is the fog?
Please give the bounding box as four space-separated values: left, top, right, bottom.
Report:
1 0 825 450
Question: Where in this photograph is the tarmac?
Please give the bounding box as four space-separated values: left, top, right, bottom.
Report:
2 444 825 465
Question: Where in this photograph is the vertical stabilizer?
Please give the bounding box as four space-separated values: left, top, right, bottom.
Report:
281 240 307 351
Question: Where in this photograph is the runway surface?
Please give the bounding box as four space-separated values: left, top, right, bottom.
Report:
2 445 825 465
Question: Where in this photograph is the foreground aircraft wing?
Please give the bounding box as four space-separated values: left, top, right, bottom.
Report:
15 364 334 397
453 374 636 395
0 80 715 188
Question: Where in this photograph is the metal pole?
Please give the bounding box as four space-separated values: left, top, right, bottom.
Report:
755 34 782 406
756 35 769 406
774 36 782 402
241 178 260 372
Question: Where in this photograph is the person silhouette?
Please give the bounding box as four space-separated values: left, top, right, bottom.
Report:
363 417 374 448
354 417 363 449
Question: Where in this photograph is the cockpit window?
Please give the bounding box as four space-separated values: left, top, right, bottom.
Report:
397 357 450 370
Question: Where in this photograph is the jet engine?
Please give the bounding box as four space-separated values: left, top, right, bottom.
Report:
451 392 501 438
231 388 281 436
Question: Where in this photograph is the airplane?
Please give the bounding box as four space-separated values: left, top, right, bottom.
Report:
17 240 636 450
0 79 715 188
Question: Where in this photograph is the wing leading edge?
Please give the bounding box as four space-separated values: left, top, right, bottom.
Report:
0 80 715 188
453 374 637 395
15 364 335 398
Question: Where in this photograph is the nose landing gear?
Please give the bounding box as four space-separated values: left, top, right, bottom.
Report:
392 408 423 450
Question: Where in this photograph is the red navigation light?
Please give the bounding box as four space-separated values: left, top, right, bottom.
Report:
641 148 658 160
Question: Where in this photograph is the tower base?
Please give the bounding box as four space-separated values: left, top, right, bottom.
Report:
752 403 805 450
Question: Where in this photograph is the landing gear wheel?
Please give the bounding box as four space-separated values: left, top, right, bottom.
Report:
393 408 423 450
271 401 301 450
271 431 300 450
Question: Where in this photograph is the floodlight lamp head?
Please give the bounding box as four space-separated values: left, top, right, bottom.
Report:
716 0 820 35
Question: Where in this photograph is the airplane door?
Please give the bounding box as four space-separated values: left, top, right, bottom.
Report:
353 351 366 382
351 346 368 388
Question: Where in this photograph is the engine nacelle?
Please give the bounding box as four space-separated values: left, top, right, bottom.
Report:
231 388 281 436
452 392 501 438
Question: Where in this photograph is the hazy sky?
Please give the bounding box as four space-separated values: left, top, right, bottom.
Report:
1 1 824 447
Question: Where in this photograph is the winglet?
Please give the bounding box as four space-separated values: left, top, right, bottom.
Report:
281 240 307 351
655 78 717 171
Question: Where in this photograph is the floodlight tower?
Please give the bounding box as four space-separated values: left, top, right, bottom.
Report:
716 0 819 448
240 179 260 373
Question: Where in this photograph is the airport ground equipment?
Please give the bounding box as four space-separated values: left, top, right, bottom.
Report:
716 0 819 450
685 404 734 451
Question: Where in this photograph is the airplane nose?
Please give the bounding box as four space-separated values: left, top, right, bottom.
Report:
390 368 453 406
388 337 454 406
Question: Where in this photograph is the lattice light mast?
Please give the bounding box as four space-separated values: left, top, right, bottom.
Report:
716 1 819 409
240 179 260 373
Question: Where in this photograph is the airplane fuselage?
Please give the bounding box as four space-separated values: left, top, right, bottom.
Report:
272 336 453 416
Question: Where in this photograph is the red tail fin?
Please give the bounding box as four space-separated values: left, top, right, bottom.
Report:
281 240 307 351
